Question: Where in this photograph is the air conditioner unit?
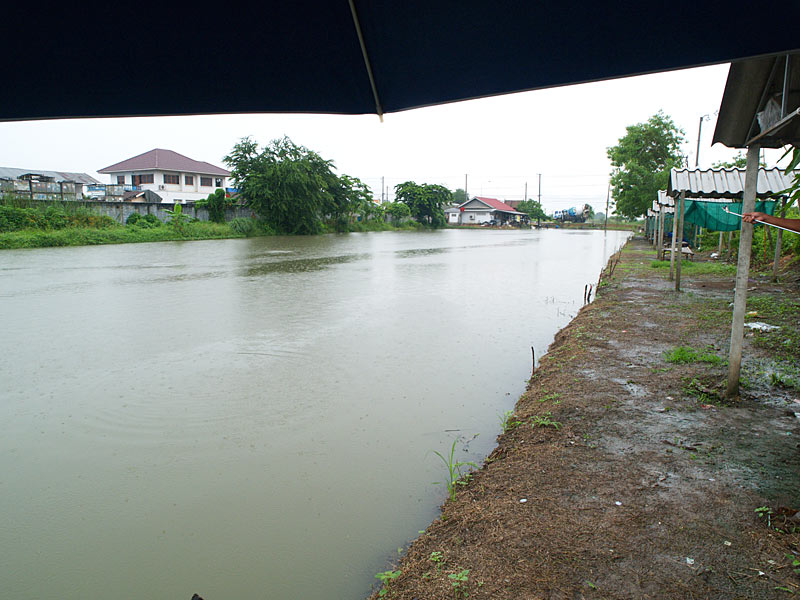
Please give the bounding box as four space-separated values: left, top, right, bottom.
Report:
158 185 165 190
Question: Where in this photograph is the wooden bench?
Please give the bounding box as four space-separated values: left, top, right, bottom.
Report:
660 245 694 261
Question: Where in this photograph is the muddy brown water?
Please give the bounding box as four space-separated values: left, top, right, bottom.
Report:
0 228 630 599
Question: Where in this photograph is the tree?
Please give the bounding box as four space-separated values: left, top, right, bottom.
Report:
452 188 468 205
607 111 685 219
713 152 766 169
197 188 233 223
394 182 450 227
224 136 339 234
516 199 547 224
713 153 748 169
333 174 374 230
383 201 411 222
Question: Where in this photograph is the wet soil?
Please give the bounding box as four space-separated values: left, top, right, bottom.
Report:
369 237 800 600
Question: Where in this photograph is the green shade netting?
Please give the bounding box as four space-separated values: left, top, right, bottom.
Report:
682 200 777 231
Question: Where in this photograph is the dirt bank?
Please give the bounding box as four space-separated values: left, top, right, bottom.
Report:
369 237 800 599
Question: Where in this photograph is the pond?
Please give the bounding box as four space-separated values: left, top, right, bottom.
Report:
0 228 630 599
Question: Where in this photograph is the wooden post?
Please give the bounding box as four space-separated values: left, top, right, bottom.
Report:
531 346 536 375
773 203 786 282
718 231 723 255
675 191 686 292
726 144 761 399
669 194 679 280
726 231 734 261
654 211 660 248
658 207 665 258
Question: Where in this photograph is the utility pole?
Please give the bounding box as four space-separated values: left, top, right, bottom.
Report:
465 174 468 201
604 182 610 231
537 174 541 204
695 117 703 168
524 182 527 203
695 113 714 167
381 176 385 203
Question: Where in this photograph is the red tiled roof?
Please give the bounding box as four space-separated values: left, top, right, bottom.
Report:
98 149 230 176
472 196 522 213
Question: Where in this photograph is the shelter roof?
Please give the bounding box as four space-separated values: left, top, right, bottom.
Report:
667 167 794 199
2 4 799 120
99 149 230 176
713 52 800 148
0 166 100 185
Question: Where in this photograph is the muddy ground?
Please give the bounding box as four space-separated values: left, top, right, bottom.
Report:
369 237 800 600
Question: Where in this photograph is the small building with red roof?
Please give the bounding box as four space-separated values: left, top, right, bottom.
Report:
454 196 528 226
98 149 230 204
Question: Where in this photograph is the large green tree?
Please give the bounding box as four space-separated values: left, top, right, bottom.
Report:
607 111 685 219
333 174 375 230
516 199 547 223
224 136 341 234
452 188 468 205
394 182 450 227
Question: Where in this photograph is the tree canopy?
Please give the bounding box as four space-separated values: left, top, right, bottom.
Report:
224 136 370 234
607 111 685 219
394 182 450 227
452 188 468 205
516 199 547 221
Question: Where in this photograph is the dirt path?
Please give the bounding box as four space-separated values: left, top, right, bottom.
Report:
369 237 800 600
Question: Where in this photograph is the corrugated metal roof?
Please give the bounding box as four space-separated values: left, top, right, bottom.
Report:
667 167 794 199
713 52 800 149
98 149 230 176
0 167 100 185
463 196 525 214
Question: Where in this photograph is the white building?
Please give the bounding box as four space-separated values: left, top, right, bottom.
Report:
98 148 230 204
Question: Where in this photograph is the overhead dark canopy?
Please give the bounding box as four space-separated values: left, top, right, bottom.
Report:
3 2 799 121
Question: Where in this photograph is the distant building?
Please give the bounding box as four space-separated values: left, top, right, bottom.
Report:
455 196 528 225
0 167 100 200
98 149 231 204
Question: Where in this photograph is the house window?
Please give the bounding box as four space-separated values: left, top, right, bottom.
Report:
132 174 154 186
215 178 223 188
200 177 212 187
164 174 179 185
117 175 125 184
185 175 194 186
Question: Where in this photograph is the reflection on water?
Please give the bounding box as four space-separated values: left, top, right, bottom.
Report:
243 252 369 276
0 228 629 600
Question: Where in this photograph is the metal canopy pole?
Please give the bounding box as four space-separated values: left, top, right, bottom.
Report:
348 0 384 121
726 144 761 399
675 191 686 291
658 206 666 253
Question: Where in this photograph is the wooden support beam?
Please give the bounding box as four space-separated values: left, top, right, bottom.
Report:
726 144 761 399
675 191 686 292
773 203 786 282
669 197 679 280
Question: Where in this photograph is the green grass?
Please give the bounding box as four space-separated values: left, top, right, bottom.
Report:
0 222 246 249
0 218 422 250
529 412 561 429
664 345 724 365
649 260 737 276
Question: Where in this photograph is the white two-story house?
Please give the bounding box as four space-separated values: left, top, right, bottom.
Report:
98 148 230 204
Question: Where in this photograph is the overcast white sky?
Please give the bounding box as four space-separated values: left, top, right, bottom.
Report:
0 63 785 214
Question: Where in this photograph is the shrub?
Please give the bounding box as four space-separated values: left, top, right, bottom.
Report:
126 212 142 225
229 217 258 236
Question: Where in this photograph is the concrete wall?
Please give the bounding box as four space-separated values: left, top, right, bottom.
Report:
14 200 253 224
99 201 253 223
